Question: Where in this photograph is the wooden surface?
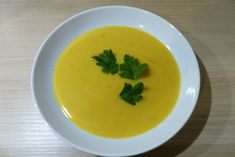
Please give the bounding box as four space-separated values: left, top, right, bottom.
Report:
0 0 235 156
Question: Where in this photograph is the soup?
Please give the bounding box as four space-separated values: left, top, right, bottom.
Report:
53 26 180 138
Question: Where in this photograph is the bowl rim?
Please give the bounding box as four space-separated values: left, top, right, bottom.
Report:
31 5 201 156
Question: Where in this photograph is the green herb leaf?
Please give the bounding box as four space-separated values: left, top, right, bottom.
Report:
119 55 148 80
119 82 144 105
92 49 118 74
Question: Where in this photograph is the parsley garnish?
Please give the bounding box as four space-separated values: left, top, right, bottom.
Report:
119 55 148 80
92 50 149 105
92 49 118 74
119 82 144 105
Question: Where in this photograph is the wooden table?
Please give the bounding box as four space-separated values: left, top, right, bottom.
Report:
0 0 235 156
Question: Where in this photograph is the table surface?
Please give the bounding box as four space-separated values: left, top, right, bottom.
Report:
1 0 235 157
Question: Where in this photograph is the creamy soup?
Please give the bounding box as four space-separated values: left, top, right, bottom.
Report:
53 26 180 138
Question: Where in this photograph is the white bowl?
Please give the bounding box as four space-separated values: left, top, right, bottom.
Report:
31 6 200 157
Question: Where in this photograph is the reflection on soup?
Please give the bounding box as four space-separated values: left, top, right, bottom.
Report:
53 26 180 138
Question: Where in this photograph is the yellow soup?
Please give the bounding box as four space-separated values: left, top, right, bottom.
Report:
53 26 180 138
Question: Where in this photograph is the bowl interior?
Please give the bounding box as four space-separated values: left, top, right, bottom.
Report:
32 6 200 157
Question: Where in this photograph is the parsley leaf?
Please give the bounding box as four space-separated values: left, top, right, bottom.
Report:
92 49 118 74
119 82 144 105
119 55 148 80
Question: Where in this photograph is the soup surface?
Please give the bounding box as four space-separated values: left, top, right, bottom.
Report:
53 26 180 138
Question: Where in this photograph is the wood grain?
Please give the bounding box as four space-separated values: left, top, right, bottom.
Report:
0 0 235 156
